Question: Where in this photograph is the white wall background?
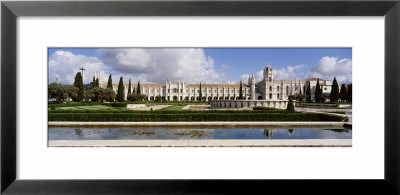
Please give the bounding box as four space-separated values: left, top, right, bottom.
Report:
17 17 384 179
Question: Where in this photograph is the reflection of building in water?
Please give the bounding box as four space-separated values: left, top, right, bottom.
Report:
263 129 274 139
74 129 83 137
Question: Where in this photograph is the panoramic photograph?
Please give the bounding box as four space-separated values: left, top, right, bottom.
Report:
48 48 352 147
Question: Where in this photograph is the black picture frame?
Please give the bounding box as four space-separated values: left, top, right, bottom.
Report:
1 0 399 194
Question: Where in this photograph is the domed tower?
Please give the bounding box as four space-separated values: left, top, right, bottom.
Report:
263 62 274 82
248 74 256 100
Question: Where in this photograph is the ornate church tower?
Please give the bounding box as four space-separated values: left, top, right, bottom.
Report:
263 62 274 82
248 74 256 100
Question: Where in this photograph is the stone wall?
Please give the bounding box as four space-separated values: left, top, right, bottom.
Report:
210 100 289 109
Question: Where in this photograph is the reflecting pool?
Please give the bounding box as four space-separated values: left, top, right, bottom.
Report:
48 127 352 140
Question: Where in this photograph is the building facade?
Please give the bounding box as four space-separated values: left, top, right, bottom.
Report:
99 62 334 102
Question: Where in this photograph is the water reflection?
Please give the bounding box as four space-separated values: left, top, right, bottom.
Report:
263 129 274 139
49 127 352 140
75 129 83 137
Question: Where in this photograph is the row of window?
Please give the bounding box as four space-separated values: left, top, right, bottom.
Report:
130 88 251 94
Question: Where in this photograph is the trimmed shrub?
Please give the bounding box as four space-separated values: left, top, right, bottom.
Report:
48 112 344 122
253 106 280 111
110 102 128 107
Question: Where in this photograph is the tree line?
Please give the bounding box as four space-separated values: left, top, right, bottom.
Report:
49 72 352 104
295 77 352 103
48 72 148 103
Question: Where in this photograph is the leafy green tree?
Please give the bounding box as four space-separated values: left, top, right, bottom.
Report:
48 83 78 103
140 94 148 101
306 82 311 102
127 93 138 101
73 72 84 101
89 87 116 102
239 80 243 100
315 78 321 102
82 84 93 101
199 82 202 101
65 85 79 102
155 95 162 103
330 77 340 102
128 79 132 95
296 93 305 102
347 84 352 102
116 77 125 102
132 87 136 94
128 93 147 101
287 95 295 112
107 74 113 89
104 88 116 102
322 93 330 102
340 84 347 102
136 81 141 95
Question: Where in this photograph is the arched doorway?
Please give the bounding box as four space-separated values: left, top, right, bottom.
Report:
173 96 178 101
258 96 263 100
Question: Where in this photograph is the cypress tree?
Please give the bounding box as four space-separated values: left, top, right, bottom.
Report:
347 84 352 102
287 95 295 112
239 80 243 100
92 76 96 88
297 86 303 102
315 78 321 102
132 87 136 94
128 79 132 95
136 81 141 95
199 82 202 101
73 72 84 101
107 74 113 89
95 78 99 88
306 82 311 102
116 77 125 102
340 84 347 102
330 77 340 102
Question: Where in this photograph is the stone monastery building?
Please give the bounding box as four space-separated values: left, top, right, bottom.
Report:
99 62 333 102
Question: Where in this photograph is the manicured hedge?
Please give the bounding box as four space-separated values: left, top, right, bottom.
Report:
48 109 290 114
253 106 280 111
109 102 128 107
48 112 344 122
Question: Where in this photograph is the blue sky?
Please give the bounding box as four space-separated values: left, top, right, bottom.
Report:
48 48 352 85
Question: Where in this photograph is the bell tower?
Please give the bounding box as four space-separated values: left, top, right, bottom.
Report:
263 62 274 82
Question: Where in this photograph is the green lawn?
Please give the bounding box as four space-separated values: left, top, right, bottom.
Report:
56 105 118 111
159 105 185 111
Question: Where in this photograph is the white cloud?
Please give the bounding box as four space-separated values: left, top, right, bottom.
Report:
274 65 305 80
307 56 352 83
97 48 227 84
48 51 108 84
49 48 229 85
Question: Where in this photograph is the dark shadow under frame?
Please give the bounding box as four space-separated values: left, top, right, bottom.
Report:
1 0 399 194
